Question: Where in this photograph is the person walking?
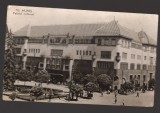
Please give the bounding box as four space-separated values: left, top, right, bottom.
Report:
114 90 118 98
136 91 139 97
122 99 125 106
100 89 103 97
114 97 117 104
48 89 53 102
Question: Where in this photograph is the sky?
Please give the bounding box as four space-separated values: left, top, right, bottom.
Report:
7 5 159 41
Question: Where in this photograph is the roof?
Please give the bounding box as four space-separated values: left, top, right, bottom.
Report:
14 25 30 37
138 31 157 46
94 20 141 43
14 20 156 45
14 23 103 37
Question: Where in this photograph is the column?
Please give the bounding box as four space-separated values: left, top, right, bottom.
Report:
22 56 27 70
22 39 28 70
43 57 47 70
68 59 74 81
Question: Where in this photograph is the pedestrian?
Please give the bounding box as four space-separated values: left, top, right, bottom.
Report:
58 95 61 100
115 93 117 98
114 90 118 98
48 89 53 102
122 99 125 106
136 91 139 97
101 90 103 97
114 97 117 104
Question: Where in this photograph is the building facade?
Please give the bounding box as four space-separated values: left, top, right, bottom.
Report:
12 20 157 89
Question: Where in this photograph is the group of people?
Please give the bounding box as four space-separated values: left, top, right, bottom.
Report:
113 90 140 106
114 90 125 106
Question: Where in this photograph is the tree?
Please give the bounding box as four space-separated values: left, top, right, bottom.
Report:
33 70 50 83
73 73 83 84
97 74 112 91
16 69 33 82
4 28 17 90
84 82 98 94
69 84 83 100
121 82 134 91
30 86 44 101
148 79 155 89
82 74 97 85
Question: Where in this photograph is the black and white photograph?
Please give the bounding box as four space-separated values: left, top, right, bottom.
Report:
3 5 158 107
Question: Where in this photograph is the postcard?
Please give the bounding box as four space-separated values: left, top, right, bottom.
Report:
3 5 158 107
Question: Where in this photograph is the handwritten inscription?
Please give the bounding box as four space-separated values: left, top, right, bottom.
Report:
13 9 34 16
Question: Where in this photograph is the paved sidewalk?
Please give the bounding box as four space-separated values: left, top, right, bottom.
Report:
36 91 154 107
14 80 69 92
3 90 154 107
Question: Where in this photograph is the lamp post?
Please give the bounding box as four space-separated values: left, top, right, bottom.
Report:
22 49 27 70
115 52 121 90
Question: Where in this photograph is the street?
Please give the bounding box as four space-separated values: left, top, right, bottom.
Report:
3 90 154 107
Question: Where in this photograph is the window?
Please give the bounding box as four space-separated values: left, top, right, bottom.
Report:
98 39 101 45
138 75 140 81
134 75 137 79
33 49 35 53
130 63 135 70
89 51 92 56
120 62 128 70
137 64 141 70
80 39 83 44
14 48 21 54
101 51 111 59
49 58 62 70
143 75 146 82
144 56 147 60
83 50 85 55
97 61 114 69
15 38 25 44
39 63 44 68
65 66 69 70
111 39 116 46
150 73 153 79
143 64 147 70
125 40 127 47
50 39 54 44
55 38 61 43
150 57 153 64
86 51 88 55
122 52 127 59
86 39 88 44
104 39 109 45
75 39 79 44
77 50 79 55
69 39 73 44
51 49 63 56
80 50 82 55
130 75 133 82
131 54 135 59
144 46 148 51
137 55 141 60
62 39 66 44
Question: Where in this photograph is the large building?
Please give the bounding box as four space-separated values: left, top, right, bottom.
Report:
12 20 157 89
